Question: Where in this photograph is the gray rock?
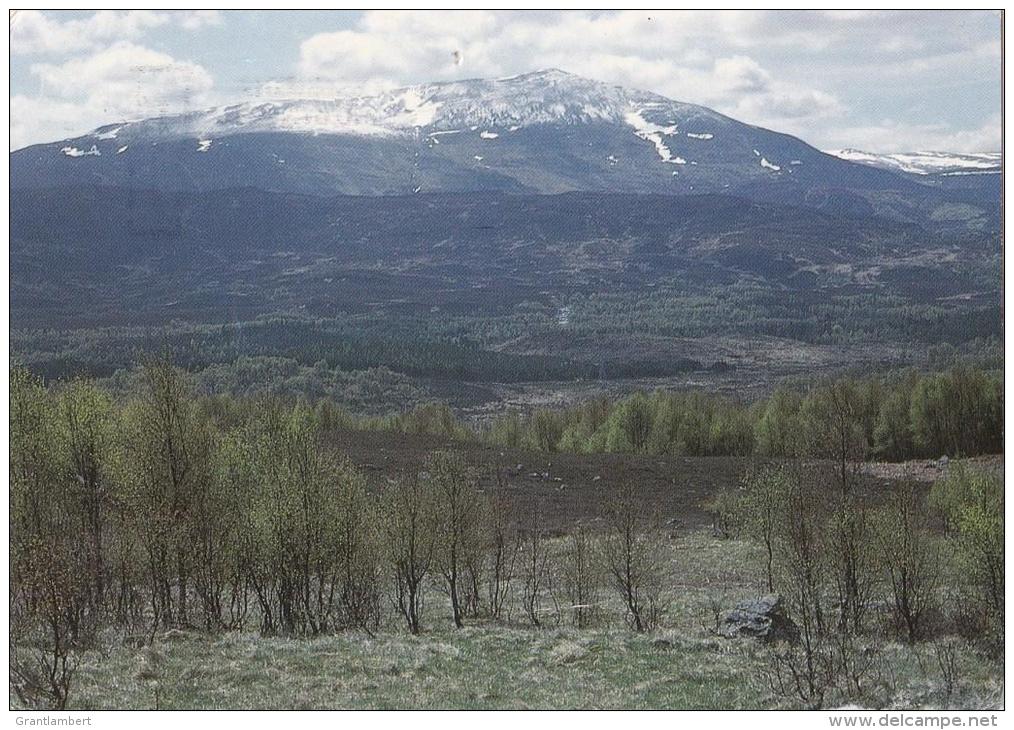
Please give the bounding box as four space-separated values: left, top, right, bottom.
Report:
719 595 798 643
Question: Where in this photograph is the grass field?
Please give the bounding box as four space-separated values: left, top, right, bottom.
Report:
53 532 1003 711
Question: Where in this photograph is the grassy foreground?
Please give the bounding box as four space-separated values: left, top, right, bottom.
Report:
47 533 1003 711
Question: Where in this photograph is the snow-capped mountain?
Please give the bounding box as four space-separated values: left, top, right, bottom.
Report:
826 148 1001 176
88 69 718 139
8 69 997 232
9 69 891 193
9 70 1000 332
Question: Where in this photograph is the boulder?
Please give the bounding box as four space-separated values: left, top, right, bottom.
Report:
719 595 798 642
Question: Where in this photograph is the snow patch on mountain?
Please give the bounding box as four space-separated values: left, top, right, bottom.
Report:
940 169 1001 176
826 148 1001 175
625 109 685 164
388 89 441 128
61 145 100 158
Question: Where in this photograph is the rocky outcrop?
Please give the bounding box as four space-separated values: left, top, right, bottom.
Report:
719 595 799 642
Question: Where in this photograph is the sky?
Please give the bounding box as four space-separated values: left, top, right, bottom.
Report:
9 9 1002 152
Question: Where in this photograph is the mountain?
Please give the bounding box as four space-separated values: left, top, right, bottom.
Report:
825 148 1001 177
825 148 1002 203
9 69 1000 350
9 70 996 232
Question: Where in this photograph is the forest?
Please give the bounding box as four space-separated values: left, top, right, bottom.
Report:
284 364 1001 462
9 359 1004 709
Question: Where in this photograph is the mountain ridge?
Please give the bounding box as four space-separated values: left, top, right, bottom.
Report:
23 69 729 144
9 69 1000 236
825 148 1001 176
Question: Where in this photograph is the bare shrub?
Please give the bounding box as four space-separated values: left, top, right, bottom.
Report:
243 406 381 636
10 539 85 710
833 631 882 702
600 484 669 632
800 381 875 636
58 380 117 614
767 473 834 707
705 485 744 539
767 640 835 710
827 490 878 636
10 369 91 708
740 465 792 592
383 476 437 634
930 466 1003 648
875 486 941 642
484 475 520 621
122 357 215 630
559 524 599 628
933 637 961 699
428 452 485 628
765 466 884 708
769 634 884 709
520 499 554 627
334 467 383 632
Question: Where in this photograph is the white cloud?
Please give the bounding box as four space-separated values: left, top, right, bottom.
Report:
10 94 91 150
10 10 220 55
11 10 167 55
821 114 1001 154
294 12 845 130
12 43 214 148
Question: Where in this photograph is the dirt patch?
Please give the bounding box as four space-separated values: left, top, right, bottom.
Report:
327 429 979 533
327 428 753 531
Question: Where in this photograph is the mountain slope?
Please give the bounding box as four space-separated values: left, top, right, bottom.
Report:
12 69 992 232
11 185 989 330
8 69 1001 345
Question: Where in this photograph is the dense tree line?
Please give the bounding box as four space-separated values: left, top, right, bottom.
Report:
13 278 1002 388
266 365 999 463
8 361 672 707
14 317 705 385
479 366 1002 462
